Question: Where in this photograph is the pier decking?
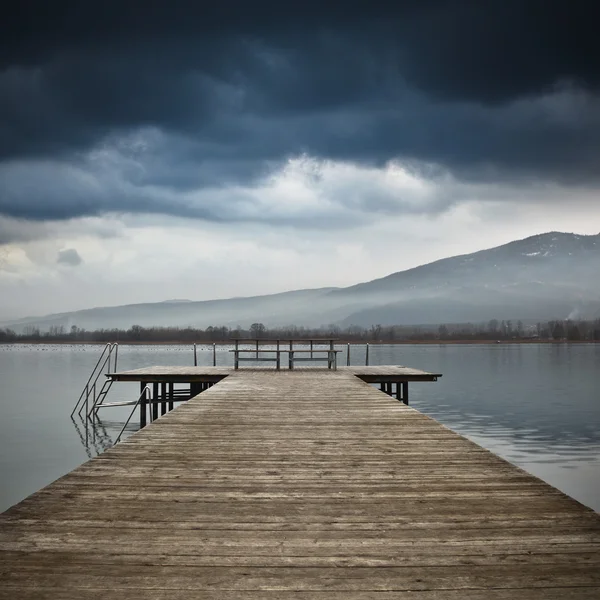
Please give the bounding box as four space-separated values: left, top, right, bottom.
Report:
107 364 441 382
1 369 599 598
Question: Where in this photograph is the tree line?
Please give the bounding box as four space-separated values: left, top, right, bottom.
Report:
1 318 599 343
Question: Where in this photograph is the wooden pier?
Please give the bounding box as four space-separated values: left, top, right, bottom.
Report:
1 369 599 598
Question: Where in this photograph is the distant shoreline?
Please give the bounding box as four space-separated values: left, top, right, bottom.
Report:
3 339 598 346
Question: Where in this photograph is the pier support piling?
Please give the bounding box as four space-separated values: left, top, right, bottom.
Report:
140 381 147 428
160 382 167 416
152 382 159 421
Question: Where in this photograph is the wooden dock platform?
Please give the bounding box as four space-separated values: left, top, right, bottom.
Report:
1 370 599 598
107 364 442 382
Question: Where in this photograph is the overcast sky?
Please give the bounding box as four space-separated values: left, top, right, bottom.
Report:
1 0 599 320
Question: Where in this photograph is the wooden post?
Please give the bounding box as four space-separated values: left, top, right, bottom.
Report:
310 340 313 359
395 382 402 401
152 382 159 421
160 382 167 416
402 381 409 405
365 343 369 366
140 382 147 428
289 340 293 370
347 343 350 366
234 339 239 370
213 343 216 366
193 343 197 366
276 340 280 370
168 382 174 411
381 382 391 396
256 339 259 359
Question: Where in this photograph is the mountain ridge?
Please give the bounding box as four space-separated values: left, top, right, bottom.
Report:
335 231 600 326
3 232 599 332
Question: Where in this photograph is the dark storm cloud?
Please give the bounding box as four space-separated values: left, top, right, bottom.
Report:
4 1 597 99
56 248 82 266
0 0 599 222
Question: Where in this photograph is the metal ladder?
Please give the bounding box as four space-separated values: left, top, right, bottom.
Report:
70 342 118 418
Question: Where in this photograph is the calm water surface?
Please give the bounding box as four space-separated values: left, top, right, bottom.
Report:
0 343 598 512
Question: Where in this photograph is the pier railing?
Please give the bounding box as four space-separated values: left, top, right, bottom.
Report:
195 341 372 368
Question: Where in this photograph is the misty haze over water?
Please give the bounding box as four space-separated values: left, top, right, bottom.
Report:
0 343 598 513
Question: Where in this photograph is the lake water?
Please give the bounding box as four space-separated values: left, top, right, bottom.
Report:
0 343 599 513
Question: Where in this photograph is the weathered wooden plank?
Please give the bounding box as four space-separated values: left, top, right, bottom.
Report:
1 564 600 590
5 514 600 530
1 591 599 600
3 548 600 568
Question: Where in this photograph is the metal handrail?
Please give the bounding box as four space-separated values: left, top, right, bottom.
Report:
114 385 150 445
71 342 118 417
112 342 118 372
71 343 111 416
87 378 114 417
193 342 217 366
78 351 114 417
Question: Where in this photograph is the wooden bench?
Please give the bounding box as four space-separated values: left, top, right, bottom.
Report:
230 339 339 370
286 349 340 370
230 349 282 369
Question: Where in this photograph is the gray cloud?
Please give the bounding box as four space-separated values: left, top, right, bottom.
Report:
0 216 51 245
0 0 599 224
56 248 82 266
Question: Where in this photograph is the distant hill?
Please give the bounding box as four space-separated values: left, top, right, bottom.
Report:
2 288 340 332
333 231 600 326
3 232 600 332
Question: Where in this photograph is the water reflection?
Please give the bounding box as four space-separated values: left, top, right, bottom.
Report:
69 413 138 457
70 415 114 458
